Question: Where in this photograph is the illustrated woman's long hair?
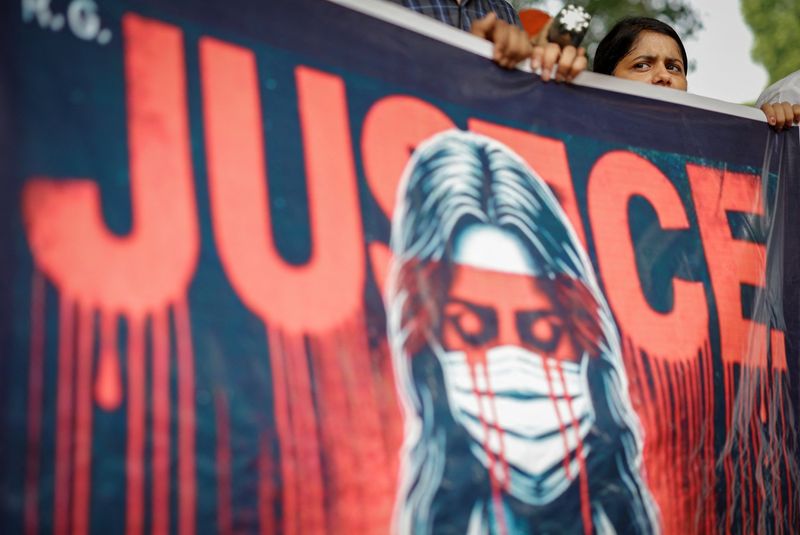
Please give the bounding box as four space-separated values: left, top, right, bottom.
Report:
386 130 658 533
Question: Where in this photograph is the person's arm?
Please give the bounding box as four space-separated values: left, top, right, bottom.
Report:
470 13 586 82
470 13 533 69
756 71 800 130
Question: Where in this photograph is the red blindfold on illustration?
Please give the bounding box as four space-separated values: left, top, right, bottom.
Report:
398 224 602 363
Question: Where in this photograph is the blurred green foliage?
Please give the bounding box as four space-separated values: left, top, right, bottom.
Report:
741 0 800 84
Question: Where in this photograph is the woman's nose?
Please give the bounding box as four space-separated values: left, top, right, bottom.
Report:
652 64 672 87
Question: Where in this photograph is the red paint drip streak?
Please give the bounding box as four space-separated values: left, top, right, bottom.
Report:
740 378 754 532
482 367 509 535
735 369 749 532
481 362 511 492
663 363 680 527
553 357 591 535
690 357 704 535
649 358 672 532
763 369 774 526
773 378 787 535
54 296 75 535
682 360 696 513
342 318 395 531
684 361 697 531
335 331 367 531
774 393 786 535
151 310 171 535
676 362 691 527
629 341 663 510
732 370 751 531
694 347 710 534
258 435 278 535
333 327 369 531
625 341 657 498
126 317 146 535
541 356 573 480
754 410 764 530
374 338 403 481
266 328 297 535
283 333 325 533
703 343 716 535
679 360 694 528
665 363 685 530
777 374 792 528
72 306 95 535
259 435 277 535
24 273 46 535
768 372 782 535
760 369 767 426
757 368 774 532
705 355 716 534
748 390 760 532
308 335 354 534
467 361 506 535
96 314 122 412
723 364 734 535
215 391 233 535
175 299 197 535
697 351 708 535
683 362 695 529
650 358 669 533
664 361 683 533
690 356 707 533
687 359 701 531
625 340 651 430
679 363 694 528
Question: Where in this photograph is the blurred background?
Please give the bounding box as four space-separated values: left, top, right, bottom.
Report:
509 0 800 104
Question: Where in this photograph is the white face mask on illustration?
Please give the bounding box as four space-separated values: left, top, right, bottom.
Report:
438 344 594 505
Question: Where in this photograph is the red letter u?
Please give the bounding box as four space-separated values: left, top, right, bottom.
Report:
200 38 365 334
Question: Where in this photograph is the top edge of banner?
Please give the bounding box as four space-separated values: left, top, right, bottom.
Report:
325 0 767 123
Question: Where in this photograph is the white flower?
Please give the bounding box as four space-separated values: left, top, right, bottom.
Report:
559 5 591 33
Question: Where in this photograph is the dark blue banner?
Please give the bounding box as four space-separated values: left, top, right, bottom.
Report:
2 1 799 533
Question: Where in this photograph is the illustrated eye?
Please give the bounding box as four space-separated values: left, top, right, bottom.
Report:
516 311 564 353
443 301 497 348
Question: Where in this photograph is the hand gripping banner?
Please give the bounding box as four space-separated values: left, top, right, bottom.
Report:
1 0 799 534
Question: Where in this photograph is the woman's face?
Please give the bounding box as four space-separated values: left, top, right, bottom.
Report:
612 30 687 91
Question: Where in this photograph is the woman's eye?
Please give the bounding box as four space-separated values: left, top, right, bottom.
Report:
516 311 564 353
633 62 649 70
667 64 683 74
449 310 482 336
443 302 497 348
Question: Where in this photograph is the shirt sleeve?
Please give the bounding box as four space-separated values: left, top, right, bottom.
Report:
756 71 800 107
496 0 522 28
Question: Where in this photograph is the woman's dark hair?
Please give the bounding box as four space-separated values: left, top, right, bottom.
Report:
593 17 688 76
